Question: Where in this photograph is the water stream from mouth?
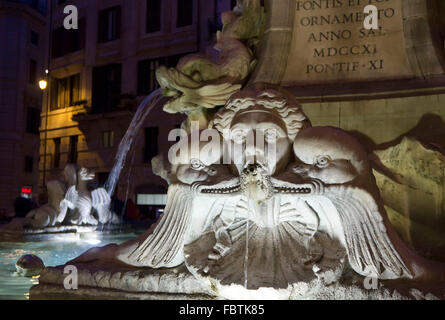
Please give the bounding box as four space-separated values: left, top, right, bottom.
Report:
104 89 164 197
244 189 252 289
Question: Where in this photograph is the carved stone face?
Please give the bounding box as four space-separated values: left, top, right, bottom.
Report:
292 127 369 185
172 133 223 185
79 167 95 181
230 107 292 176
176 161 219 185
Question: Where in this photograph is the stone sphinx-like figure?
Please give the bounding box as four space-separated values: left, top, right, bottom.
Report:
25 180 67 228
63 165 120 226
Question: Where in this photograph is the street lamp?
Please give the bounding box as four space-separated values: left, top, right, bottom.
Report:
39 79 48 90
41 0 54 191
40 73 49 189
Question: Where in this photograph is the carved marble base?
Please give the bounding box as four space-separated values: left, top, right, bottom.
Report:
29 260 445 300
30 262 216 300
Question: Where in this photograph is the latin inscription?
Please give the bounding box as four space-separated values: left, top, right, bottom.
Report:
282 0 413 84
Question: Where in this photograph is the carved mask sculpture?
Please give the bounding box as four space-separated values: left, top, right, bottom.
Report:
183 90 327 289
185 96 414 290
214 89 309 203
109 89 445 295
70 89 445 297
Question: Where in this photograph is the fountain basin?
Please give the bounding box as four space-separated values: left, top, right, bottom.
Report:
0 234 136 299
28 260 445 300
30 262 216 300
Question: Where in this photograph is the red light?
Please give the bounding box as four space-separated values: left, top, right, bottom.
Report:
21 188 32 194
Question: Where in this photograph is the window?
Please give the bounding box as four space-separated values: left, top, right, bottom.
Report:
137 54 185 95
26 107 40 134
138 58 162 95
24 156 33 173
92 64 121 113
50 74 81 110
69 73 80 104
144 127 159 163
30 30 39 46
98 6 121 43
52 19 86 58
53 138 61 169
69 136 78 164
29 59 37 85
146 0 161 33
102 131 115 148
177 0 193 28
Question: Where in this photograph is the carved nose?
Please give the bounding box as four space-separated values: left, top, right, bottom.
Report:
245 147 265 165
243 164 257 175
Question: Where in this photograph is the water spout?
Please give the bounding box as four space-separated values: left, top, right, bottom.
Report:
104 89 165 197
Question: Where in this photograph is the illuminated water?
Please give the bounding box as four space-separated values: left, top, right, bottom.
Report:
0 234 136 300
105 89 165 197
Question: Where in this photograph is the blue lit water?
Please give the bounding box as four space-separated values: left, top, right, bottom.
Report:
0 234 136 300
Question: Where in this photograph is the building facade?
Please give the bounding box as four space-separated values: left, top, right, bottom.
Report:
40 0 235 217
0 0 49 215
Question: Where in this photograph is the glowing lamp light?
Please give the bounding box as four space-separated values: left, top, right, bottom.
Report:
39 79 48 90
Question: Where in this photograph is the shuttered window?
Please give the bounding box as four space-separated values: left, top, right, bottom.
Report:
146 0 161 33
177 0 193 28
50 74 81 110
98 6 121 43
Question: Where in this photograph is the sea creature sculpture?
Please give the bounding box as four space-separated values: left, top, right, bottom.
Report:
63 166 120 226
155 0 265 131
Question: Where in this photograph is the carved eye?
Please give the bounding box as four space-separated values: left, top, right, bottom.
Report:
231 129 247 144
190 158 205 171
206 166 217 176
315 156 331 168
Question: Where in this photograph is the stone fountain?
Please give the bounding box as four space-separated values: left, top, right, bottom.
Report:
29 0 445 300
29 88 445 300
